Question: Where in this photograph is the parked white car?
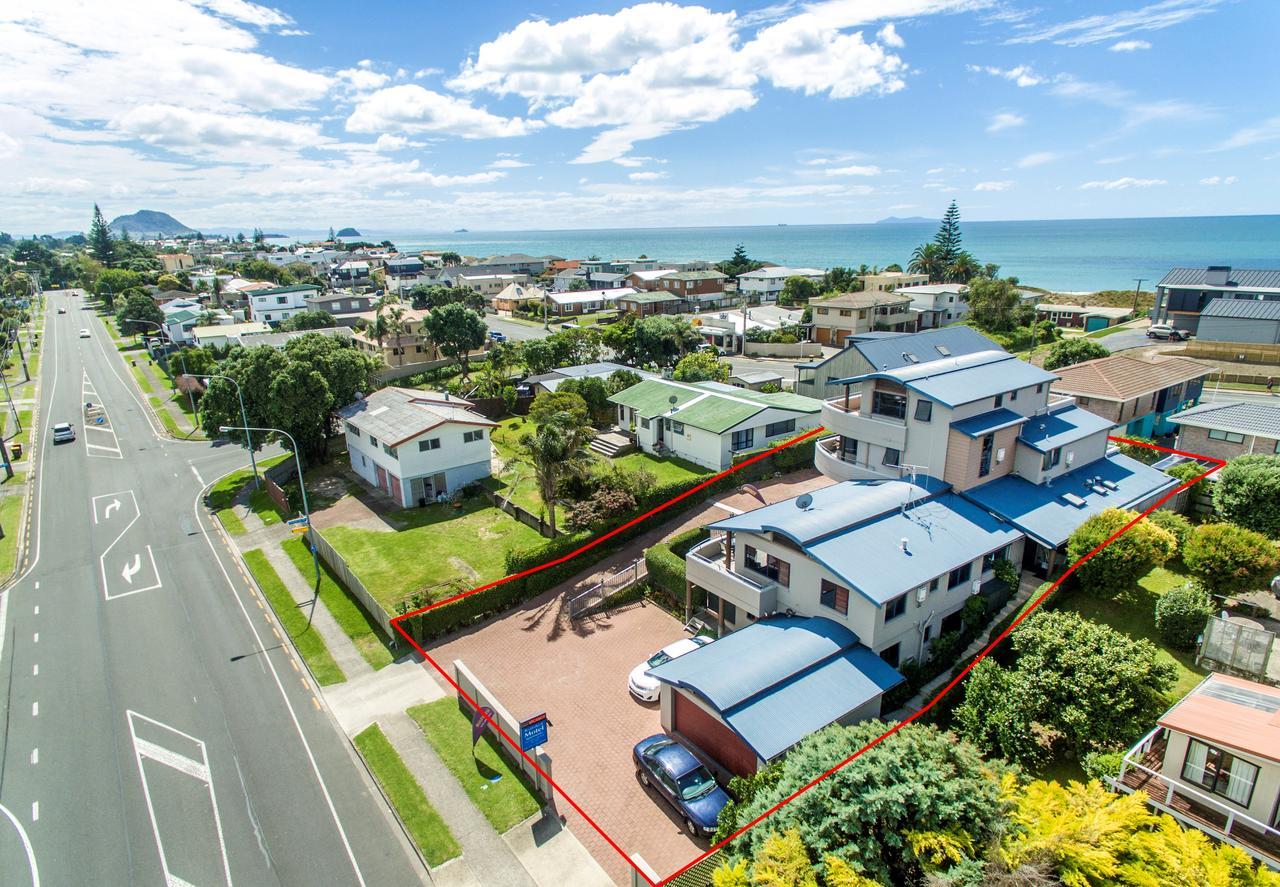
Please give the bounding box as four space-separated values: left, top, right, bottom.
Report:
1147 323 1190 341
628 636 712 702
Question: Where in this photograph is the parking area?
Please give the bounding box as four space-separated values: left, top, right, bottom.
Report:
425 588 704 884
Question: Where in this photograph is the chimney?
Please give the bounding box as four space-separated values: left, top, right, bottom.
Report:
1205 266 1231 287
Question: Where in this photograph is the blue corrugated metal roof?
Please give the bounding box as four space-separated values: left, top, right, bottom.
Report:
646 616 903 761
850 326 1000 373
1018 404 1115 452
960 453 1179 548
1200 298 1280 321
951 408 1028 438
830 351 1058 408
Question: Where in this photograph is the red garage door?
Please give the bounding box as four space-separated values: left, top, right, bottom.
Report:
673 691 758 777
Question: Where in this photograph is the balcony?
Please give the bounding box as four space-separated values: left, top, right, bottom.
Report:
1113 727 1280 867
686 537 777 617
814 435 896 483
821 395 907 450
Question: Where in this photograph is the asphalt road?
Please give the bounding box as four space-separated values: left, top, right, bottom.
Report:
0 291 423 886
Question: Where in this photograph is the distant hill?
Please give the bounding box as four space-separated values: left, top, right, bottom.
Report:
336 227 361 237
108 210 195 237
875 216 936 225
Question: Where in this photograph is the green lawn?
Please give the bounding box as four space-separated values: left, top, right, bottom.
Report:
1087 323 1140 339
408 699 542 833
1055 563 1206 703
217 508 247 536
206 454 293 510
1 471 27 487
249 487 283 526
129 363 155 394
0 494 24 576
610 451 710 486
353 724 461 867
241 549 345 686
281 536 395 670
149 397 185 437
321 497 545 610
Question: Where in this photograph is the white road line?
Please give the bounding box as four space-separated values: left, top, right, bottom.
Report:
31 701 37 717
190 464 204 487
0 802 40 886
31 664 37 676
30 748 37 765
133 737 211 782
32 632 37 644
32 606 37 616
33 581 38 590
194 474 368 887
30 802 37 823
90 310 165 440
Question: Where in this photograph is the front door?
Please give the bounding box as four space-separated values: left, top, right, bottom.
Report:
375 465 388 494
657 418 666 446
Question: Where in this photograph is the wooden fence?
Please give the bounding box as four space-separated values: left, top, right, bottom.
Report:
478 483 560 538
305 527 396 638
1179 341 1280 366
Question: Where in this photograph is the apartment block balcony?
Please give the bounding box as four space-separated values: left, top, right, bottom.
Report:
814 434 896 483
821 394 907 450
1112 727 1280 868
686 537 778 617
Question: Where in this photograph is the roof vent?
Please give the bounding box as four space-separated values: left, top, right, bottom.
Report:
1101 479 1119 491
1060 492 1087 508
935 345 951 357
903 352 919 364
1205 265 1231 287
900 536 910 552
1090 483 1110 495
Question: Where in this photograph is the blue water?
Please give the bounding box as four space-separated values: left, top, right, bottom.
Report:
269 214 1280 293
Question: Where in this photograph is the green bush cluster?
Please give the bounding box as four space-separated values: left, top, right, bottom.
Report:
1212 454 1280 538
1081 748 1127 781
1144 509 1192 551
1153 583 1214 650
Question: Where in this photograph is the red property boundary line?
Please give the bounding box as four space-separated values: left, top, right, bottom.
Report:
390 431 1224 886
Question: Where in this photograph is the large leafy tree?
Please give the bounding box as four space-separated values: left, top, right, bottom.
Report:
556 377 614 425
1212 454 1280 538
115 292 163 337
957 610 1176 767
88 203 115 267
1182 522 1280 597
779 275 820 305
724 721 1009 886
278 310 335 331
673 350 729 383
423 302 487 378
966 277 1032 333
607 315 702 367
1043 337 1110 370
1066 507 1177 598
528 390 591 429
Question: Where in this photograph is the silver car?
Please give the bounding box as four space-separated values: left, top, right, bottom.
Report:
52 422 75 443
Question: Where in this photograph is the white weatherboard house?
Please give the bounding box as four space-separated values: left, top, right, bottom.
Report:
339 388 495 507
609 379 822 470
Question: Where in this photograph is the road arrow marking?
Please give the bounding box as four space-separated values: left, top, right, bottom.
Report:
105 498 121 520
123 554 142 585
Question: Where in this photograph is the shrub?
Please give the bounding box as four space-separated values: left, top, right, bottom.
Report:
992 558 1020 590
1144 509 1192 552
1154 583 1214 650
1080 748 1127 782
645 541 687 600
1213 454 1280 538
1167 460 1209 514
1182 522 1280 597
1066 508 1176 598
1042 337 1109 371
1116 435 1162 464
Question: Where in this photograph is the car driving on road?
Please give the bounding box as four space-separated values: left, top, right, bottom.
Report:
633 734 730 838
78 328 90 338
628 636 712 702
52 422 75 443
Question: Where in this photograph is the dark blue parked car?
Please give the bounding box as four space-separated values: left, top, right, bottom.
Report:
633 734 730 838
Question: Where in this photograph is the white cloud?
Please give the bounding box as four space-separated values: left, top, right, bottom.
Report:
194 0 292 28
113 104 320 152
1214 117 1280 151
1017 151 1060 167
974 180 1013 191
967 64 1043 87
346 85 541 139
877 23 905 48
986 112 1025 132
1007 0 1220 46
336 66 390 92
489 157 531 168
1198 175 1237 185
1080 176 1166 190
628 170 667 181
926 166 945 175
1110 39 1152 51
824 164 881 177
373 133 426 152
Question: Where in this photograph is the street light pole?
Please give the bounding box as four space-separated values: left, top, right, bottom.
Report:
221 425 320 594
204 374 258 489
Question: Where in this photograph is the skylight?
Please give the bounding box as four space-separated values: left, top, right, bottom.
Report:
935 345 952 356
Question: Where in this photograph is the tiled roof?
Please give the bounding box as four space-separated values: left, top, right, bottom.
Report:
1158 267 1280 290
338 388 494 447
815 291 912 309
1168 401 1280 438
1200 298 1280 320
1050 356 1212 401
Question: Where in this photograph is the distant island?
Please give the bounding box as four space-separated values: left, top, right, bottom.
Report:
336 227 360 237
875 216 936 225
108 209 196 237
454 228 469 233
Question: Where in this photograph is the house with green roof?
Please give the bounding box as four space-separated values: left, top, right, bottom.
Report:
609 378 822 469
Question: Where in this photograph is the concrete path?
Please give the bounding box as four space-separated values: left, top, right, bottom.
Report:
326 658 444 735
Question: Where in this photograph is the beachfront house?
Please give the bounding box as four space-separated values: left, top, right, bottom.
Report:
809 291 916 344
1151 266 1280 335
906 283 970 329
1195 298 1280 345
857 271 929 292
248 284 322 326
1035 303 1134 331
793 327 999 400
737 267 824 303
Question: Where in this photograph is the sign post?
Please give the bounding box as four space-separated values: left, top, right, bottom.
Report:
519 712 550 752
471 706 497 747
287 516 310 536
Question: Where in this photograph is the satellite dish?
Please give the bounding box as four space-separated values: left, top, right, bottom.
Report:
796 493 813 511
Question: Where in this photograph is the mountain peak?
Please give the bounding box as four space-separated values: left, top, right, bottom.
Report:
108 210 195 237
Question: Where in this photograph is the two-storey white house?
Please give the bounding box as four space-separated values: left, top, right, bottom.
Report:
609 379 822 470
248 284 321 326
737 266 824 303
338 388 495 507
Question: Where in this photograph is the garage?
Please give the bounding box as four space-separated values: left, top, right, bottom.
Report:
673 691 759 777
1196 298 1280 345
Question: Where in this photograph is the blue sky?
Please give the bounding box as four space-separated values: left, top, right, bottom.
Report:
2 0 1277 233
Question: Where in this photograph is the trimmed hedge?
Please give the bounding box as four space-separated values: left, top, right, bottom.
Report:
646 543 687 600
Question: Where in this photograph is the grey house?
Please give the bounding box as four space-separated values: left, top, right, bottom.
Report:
1196 298 1280 345
1151 266 1280 334
794 327 1000 400
304 291 377 327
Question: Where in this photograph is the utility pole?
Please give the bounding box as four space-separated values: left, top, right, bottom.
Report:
1131 278 1146 317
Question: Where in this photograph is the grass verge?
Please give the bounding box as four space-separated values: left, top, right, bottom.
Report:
249 487 283 525
353 724 461 867
0 494 23 576
408 699 542 833
129 363 155 394
282 536 395 671
241 548 345 686
217 508 247 536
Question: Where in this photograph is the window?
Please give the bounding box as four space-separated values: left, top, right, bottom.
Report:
979 433 994 478
983 546 1007 572
765 419 795 437
1036 383 1045 394
929 577 939 592
369 436 379 447
872 390 907 420
463 429 485 443
704 591 737 625
731 428 755 451
670 421 685 435
879 643 901 668
914 400 933 422
418 438 441 452
744 545 790 587
882 447 901 467
276 296 288 305
1275 440 1280 454
993 393 1004 409
1182 739 1258 808
382 443 397 458
948 562 973 590
1010 388 1018 401
840 436 858 461
820 580 850 615
839 309 852 317
885 594 907 621
816 307 828 315
1042 447 1062 471
640 417 651 430
1077 396 1090 406
1208 429 1245 443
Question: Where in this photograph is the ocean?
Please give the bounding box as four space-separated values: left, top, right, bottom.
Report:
268 214 1280 293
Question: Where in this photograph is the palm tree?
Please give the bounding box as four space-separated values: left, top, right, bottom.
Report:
945 251 981 284
521 421 595 534
908 243 946 281
384 306 410 366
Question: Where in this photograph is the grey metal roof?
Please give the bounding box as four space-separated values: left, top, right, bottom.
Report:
831 350 1058 408
849 326 1000 373
1168 401 1280 438
1158 267 1280 290
1200 298 1280 321
237 327 353 349
1018 404 1115 453
338 387 494 446
951 407 1028 439
646 616 903 761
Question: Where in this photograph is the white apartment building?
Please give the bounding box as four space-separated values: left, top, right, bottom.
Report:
737 267 824 303
248 284 320 325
